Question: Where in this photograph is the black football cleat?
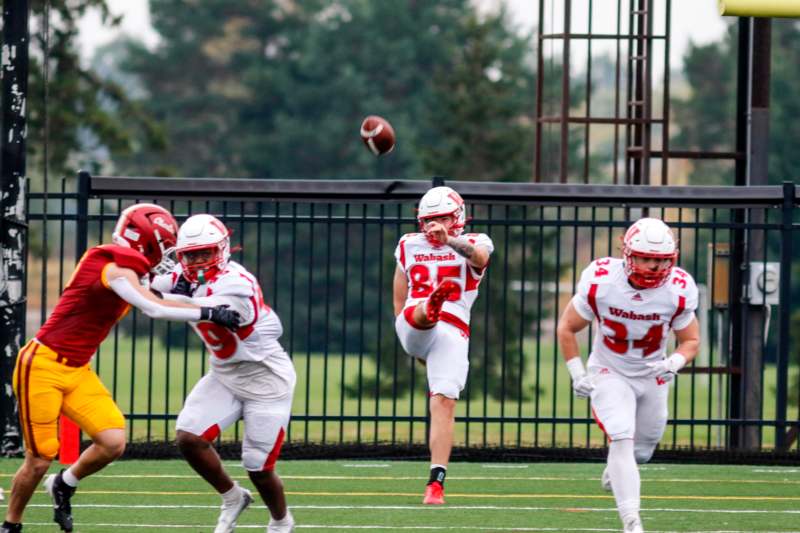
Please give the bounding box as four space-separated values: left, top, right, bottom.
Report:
44 470 76 532
0 521 23 533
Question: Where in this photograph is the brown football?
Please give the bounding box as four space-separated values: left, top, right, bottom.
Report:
360 115 395 156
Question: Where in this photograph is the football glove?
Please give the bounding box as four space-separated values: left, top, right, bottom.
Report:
172 274 195 297
200 305 241 329
566 357 594 399
645 352 687 383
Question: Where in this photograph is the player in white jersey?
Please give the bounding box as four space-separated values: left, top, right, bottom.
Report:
557 218 700 533
152 215 296 533
393 186 494 505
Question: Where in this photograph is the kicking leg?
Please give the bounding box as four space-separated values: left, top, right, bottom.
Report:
412 280 460 326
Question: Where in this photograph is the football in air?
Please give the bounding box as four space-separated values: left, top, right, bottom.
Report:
360 115 395 156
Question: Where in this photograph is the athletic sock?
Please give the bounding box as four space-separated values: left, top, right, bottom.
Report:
428 464 447 486
607 439 640 522
62 467 79 488
221 482 241 506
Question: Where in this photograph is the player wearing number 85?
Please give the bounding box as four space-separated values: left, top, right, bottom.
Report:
151 214 296 533
557 217 700 533
393 186 494 505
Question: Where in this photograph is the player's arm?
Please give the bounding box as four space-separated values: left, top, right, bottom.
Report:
557 301 592 363
425 222 490 269
672 316 701 364
103 263 240 327
557 300 594 398
446 235 490 270
393 265 408 317
645 317 701 380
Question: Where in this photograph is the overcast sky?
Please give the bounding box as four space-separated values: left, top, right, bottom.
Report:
78 0 728 71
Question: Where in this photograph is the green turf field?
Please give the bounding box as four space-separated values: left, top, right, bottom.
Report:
1 459 798 532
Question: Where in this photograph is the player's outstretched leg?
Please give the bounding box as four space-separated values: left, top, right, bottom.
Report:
44 470 76 532
425 280 459 322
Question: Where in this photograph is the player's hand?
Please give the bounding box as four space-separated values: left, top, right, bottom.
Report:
172 274 194 297
200 305 241 329
645 353 687 383
425 222 449 246
572 375 594 398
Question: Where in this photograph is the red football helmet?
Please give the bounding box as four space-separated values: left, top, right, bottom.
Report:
175 214 231 284
622 217 678 289
112 203 179 273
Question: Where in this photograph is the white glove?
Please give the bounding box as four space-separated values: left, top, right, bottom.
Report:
566 357 594 398
645 353 687 383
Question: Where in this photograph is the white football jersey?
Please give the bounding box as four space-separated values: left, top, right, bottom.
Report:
395 232 494 327
152 261 295 384
572 257 698 378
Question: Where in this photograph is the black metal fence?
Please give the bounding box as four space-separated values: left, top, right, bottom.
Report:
22 172 800 460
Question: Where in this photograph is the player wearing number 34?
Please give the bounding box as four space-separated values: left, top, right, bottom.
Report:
393 186 494 505
151 214 296 533
557 218 700 533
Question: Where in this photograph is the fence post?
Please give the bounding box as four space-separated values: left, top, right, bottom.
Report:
775 181 794 450
76 170 90 258
0 0 30 456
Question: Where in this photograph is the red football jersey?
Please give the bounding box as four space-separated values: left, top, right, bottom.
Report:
36 244 151 365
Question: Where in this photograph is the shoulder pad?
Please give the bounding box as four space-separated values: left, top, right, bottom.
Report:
582 257 619 286
667 267 699 297
95 244 150 276
208 270 255 298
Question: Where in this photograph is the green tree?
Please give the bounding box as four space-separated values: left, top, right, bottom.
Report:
26 0 163 183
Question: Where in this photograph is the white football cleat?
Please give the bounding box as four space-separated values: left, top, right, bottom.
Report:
623 515 644 533
601 466 612 492
214 484 253 533
267 510 295 532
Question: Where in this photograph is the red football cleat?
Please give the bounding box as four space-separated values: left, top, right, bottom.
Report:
425 280 459 322
423 481 446 505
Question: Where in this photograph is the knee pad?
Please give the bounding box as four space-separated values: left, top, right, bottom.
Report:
37 437 60 460
634 441 657 464
607 426 635 442
430 379 461 400
242 448 269 472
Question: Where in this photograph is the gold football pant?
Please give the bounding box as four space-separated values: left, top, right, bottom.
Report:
13 340 125 459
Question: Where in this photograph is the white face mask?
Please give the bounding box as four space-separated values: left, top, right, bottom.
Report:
151 248 177 276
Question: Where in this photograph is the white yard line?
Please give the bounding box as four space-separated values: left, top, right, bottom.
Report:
15 503 800 514
14 523 800 532
2 473 796 484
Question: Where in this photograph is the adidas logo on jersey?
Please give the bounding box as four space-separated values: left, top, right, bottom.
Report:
632 293 643 301
609 306 660 321
414 252 456 262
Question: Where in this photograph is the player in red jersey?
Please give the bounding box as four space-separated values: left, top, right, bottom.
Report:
2 204 241 533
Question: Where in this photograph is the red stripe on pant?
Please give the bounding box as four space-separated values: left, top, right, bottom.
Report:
201 424 221 442
591 407 611 443
263 427 286 471
17 342 39 456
